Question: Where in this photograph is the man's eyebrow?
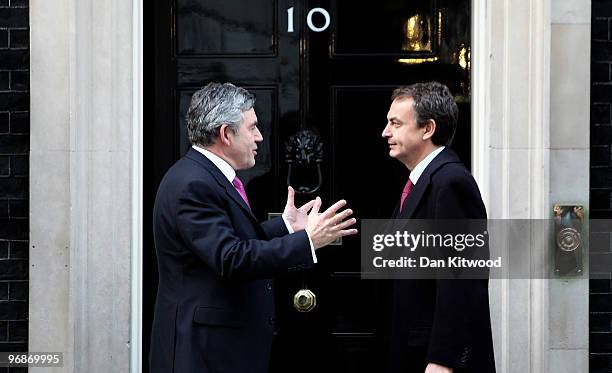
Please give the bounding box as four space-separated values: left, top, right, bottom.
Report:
388 116 401 122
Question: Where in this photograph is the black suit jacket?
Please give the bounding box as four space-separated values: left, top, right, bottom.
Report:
384 148 496 373
150 148 315 373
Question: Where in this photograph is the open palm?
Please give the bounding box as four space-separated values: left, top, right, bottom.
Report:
283 186 316 231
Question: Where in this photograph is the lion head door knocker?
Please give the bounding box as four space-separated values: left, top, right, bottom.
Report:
284 129 324 194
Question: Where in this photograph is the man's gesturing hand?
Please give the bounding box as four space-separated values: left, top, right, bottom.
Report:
305 197 358 249
283 186 316 232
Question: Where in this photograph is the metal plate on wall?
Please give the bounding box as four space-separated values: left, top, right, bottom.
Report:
553 205 584 276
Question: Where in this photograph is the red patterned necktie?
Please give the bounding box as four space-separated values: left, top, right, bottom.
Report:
232 176 251 209
399 179 414 213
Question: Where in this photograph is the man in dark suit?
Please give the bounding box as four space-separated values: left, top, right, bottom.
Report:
150 82 357 373
381 82 495 373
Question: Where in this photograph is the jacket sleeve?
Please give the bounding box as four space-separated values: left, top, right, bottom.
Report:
175 180 314 280
426 172 489 369
260 216 290 239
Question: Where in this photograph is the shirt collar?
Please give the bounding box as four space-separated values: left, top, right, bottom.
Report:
409 146 445 185
192 145 236 183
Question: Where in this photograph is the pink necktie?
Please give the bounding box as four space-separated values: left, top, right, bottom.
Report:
232 176 251 209
399 179 414 212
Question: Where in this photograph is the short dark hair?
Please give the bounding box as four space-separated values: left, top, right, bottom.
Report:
186 82 256 146
391 82 458 146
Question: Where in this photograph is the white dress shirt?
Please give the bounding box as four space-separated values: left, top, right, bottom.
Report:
409 146 446 185
192 145 317 263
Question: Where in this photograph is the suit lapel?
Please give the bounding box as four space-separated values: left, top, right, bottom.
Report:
391 203 400 219
223 187 258 222
185 148 259 223
396 148 462 219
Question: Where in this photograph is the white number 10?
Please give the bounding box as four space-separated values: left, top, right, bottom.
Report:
287 7 331 33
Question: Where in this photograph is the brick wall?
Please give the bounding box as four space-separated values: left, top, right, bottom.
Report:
591 1 612 372
0 0 28 371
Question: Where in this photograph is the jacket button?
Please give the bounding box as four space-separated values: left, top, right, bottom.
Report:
266 282 272 291
268 316 275 326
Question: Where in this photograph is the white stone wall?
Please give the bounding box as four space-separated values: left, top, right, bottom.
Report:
473 0 590 372
29 0 135 371
29 0 72 370
548 0 590 372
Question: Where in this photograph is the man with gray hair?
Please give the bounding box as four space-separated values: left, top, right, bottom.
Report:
150 82 357 373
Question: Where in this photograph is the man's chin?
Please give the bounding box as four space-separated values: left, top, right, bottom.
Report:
235 160 256 170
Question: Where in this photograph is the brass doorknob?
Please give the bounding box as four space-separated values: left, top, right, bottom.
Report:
293 289 317 312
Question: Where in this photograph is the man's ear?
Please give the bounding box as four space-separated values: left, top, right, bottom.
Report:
422 119 436 141
219 124 232 146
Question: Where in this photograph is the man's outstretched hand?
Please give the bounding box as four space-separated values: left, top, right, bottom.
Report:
283 186 316 232
305 197 358 249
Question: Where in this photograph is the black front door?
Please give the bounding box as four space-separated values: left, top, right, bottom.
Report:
145 1 471 371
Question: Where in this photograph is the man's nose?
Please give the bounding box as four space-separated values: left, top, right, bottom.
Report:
382 124 391 138
255 127 263 142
